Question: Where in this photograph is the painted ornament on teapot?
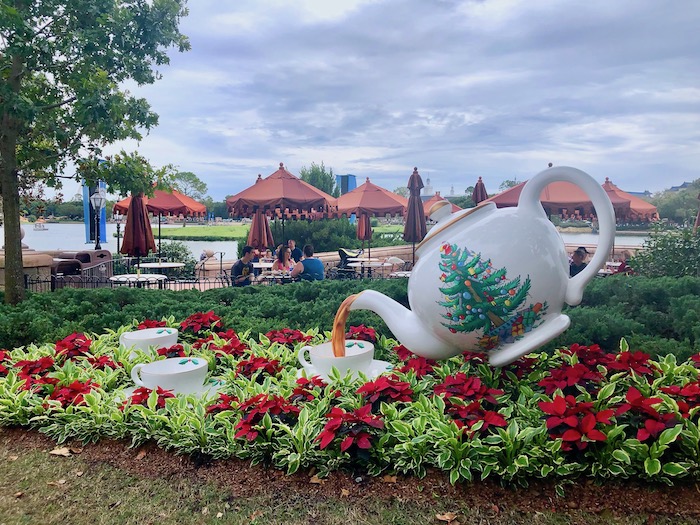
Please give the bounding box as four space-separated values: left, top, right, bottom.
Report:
437 242 547 350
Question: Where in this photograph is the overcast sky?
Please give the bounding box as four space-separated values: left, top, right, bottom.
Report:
98 0 700 202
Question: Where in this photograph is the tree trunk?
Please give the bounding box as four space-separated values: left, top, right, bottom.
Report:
0 163 26 305
0 53 26 304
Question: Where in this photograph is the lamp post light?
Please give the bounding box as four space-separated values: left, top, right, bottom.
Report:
89 190 106 250
114 212 123 253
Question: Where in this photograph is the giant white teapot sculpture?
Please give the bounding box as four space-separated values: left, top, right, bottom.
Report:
345 166 616 367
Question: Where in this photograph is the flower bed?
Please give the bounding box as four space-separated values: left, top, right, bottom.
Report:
0 312 698 486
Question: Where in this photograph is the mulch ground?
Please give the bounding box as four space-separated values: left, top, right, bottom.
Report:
2 427 699 520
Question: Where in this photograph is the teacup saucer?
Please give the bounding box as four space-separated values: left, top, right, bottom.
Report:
296 359 393 382
120 379 225 400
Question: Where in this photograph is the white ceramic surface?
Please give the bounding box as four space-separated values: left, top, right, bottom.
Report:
130 357 208 394
121 379 224 399
297 359 393 382
346 166 616 367
298 340 374 378
119 327 178 357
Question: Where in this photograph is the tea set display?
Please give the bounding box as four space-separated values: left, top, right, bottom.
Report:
121 166 615 388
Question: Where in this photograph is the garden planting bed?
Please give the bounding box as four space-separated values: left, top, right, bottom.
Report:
1 311 699 519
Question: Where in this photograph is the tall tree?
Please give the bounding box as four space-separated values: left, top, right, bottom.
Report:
0 1 189 304
393 186 409 198
299 161 339 197
499 178 520 191
171 171 207 201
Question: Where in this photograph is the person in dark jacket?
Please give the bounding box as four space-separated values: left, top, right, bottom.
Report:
570 246 589 277
288 239 303 263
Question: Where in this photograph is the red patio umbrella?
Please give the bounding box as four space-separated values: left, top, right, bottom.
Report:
120 193 156 270
403 167 428 264
472 176 488 205
114 189 207 254
336 177 407 217
226 163 336 243
356 212 373 256
247 208 275 251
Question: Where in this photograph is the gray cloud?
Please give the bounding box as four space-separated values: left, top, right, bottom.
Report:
99 0 700 200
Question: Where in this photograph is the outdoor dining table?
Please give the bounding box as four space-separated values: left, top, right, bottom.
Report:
252 261 275 270
109 273 167 289
259 272 298 285
347 261 392 278
134 261 185 276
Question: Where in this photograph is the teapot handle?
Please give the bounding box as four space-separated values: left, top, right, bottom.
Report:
518 166 616 306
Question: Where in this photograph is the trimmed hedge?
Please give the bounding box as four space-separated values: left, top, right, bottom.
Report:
0 276 698 360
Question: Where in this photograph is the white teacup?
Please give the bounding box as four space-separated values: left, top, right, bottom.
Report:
297 340 374 378
120 327 178 358
130 357 208 394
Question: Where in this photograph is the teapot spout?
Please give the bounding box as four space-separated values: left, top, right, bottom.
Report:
348 290 454 359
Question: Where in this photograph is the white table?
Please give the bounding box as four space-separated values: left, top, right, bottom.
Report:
135 262 185 275
348 261 392 278
110 273 167 289
347 257 379 262
252 261 274 270
259 272 297 285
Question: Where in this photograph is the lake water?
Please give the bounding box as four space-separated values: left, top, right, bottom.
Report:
2 222 648 261
3 223 239 261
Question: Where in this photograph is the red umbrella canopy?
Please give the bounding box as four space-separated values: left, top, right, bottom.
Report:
247 209 275 250
336 177 407 217
120 193 156 257
472 176 489 205
113 189 207 217
226 163 336 217
484 179 637 218
422 192 462 218
403 167 427 243
602 178 657 220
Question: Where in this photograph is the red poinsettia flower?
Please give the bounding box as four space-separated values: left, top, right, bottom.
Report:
447 400 507 435
395 356 436 378
137 319 167 330
345 325 377 343
0 349 10 376
660 382 700 414
392 344 413 361
234 394 300 441
606 350 656 375
690 353 700 368
157 344 187 358
264 328 312 347
316 404 384 452
357 375 414 406
48 379 100 408
538 363 604 395
561 343 613 368
538 395 613 451
15 356 55 379
205 393 239 415
235 356 283 380
86 355 119 370
54 333 92 359
461 350 487 363
291 376 328 402
180 311 222 335
121 386 175 410
615 386 680 441
433 373 503 405
615 387 662 418
503 356 539 379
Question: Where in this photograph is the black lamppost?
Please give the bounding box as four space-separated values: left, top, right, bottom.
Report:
114 211 123 253
90 190 106 250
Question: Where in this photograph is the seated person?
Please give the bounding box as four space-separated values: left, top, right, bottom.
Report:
569 246 589 277
273 245 294 272
231 245 255 286
288 239 303 263
615 250 634 275
261 248 274 262
291 244 325 281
